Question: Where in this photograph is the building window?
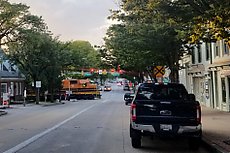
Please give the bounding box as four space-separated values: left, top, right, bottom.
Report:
215 41 220 57
221 78 226 103
224 42 229 55
197 44 202 63
192 48 195 64
214 71 219 107
1 83 7 97
19 82 22 95
15 82 19 95
10 82 14 96
205 42 210 61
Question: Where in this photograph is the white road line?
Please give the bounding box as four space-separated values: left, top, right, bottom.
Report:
3 103 99 153
102 99 108 103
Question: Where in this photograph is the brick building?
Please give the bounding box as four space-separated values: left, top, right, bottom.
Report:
0 49 25 103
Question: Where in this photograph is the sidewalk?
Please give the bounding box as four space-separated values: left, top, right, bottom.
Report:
0 100 66 109
201 105 230 153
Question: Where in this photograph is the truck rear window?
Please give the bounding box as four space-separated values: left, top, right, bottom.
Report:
136 84 188 101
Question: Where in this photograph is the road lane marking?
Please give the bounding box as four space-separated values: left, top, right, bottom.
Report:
102 99 108 103
3 103 99 153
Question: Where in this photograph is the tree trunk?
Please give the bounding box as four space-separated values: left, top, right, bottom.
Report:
33 79 40 105
50 79 54 102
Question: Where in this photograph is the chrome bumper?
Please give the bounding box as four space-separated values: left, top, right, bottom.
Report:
132 123 202 134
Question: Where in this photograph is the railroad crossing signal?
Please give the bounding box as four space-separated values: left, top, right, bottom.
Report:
154 66 165 77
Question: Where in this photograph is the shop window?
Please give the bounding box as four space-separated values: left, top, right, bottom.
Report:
221 78 226 103
197 44 202 63
19 83 22 95
206 42 210 61
1 83 7 97
214 71 219 107
224 42 229 55
215 41 220 57
10 82 14 96
15 82 19 95
192 48 195 64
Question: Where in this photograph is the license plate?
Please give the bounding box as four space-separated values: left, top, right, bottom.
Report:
160 124 172 131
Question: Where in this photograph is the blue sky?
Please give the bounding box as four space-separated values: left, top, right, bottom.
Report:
9 0 120 45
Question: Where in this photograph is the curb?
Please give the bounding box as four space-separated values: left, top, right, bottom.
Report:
202 137 229 153
41 101 66 107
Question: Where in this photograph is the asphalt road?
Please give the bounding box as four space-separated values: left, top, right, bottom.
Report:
1 84 211 153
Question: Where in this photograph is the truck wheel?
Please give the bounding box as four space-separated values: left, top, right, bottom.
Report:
91 95 95 100
131 137 141 148
130 125 141 148
188 137 201 150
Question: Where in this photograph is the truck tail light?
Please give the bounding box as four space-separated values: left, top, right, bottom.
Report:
130 103 136 121
196 105 201 124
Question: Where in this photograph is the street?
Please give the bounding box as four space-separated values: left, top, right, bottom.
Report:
1 84 211 153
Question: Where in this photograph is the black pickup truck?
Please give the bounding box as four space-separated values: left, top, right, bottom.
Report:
130 83 202 150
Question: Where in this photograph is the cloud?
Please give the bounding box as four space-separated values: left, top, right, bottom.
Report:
8 0 119 45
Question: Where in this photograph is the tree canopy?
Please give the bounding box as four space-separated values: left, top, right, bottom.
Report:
7 30 67 102
104 0 184 82
103 0 230 82
67 40 101 71
158 0 230 45
0 0 47 46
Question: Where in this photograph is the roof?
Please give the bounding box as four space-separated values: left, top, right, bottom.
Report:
0 48 25 80
0 71 25 80
0 71 20 77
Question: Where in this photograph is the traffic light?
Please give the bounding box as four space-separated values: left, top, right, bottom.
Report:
90 68 94 73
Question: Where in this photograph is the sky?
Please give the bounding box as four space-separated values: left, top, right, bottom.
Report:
9 0 120 46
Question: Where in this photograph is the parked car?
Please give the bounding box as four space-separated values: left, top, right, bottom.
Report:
129 82 202 150
104 85 112 91
124 92 135 105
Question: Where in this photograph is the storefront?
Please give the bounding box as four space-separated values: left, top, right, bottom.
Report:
208 64 230 112
0 76 25 103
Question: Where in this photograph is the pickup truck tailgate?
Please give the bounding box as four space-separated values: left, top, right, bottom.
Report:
134 100 200 125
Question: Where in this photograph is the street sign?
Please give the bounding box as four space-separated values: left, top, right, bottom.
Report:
154 66 165 77
36 81 41 88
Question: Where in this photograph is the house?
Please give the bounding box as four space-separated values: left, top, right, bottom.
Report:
179 40 230 112
0 49 25 103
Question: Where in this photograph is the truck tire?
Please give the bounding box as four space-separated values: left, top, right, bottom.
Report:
131 137 141 148
130 124 141 148
90 95 95 100
188 137 201 150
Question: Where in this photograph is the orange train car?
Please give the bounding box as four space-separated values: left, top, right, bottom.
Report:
61 79 101 100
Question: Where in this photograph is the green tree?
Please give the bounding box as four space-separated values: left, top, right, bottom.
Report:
0 0 47 46
66 40 101 73
7 30 64 103
104 0 184 82
159 0 230 45
41 39 69 102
